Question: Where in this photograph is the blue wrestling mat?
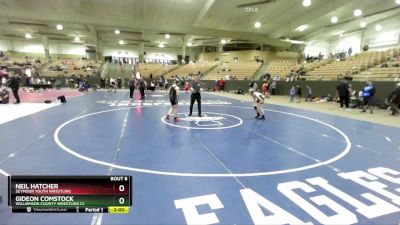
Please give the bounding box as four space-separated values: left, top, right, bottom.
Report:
0 91 399 225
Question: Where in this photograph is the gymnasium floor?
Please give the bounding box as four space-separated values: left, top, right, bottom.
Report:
0 90 399 225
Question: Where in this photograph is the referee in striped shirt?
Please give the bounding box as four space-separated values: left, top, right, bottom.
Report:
188 74 202 117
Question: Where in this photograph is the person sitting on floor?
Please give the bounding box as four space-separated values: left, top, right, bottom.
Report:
0 84 9 104
79 80 89 92
108 78 117 93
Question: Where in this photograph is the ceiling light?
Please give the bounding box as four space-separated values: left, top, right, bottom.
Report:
119 40 125 45
159 43 165 48
333 31 345 36
295 24 308 32
165 34 170 39
115 29 120 35
331 16 338 23
254 22 261 28
187 42 192 47
282 39 307 44
396 0 400 4
221 39 226 44
302 0 311 7
353 9 362 17
375 24 382 31
74 36 80 42
360 21 367 28
25 33 32 39
56 24 63 30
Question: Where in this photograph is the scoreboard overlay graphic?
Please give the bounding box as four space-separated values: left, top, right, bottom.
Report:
8 176 131 213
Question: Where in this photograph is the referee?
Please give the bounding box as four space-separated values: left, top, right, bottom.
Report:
189 74 202 117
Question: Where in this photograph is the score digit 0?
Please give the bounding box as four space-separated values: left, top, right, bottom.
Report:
119 197 125 205
119 185 125 192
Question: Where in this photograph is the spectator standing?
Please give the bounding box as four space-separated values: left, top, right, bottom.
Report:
388 83 400 116
139 78 146 100
128 76 135 100
361 80 376 114
215 79 220 92
296 84 302 103
220 79 225 92
271 80 277 95
348 47 353 57
164 79 169 91
262 82 267 95
305 85 312 102
101 78 105 88
184 82 190 93
289 86 296 102
117 77 122 89
9 72 20 104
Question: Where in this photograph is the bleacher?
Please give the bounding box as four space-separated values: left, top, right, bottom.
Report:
307 49 397 81
0 52 45 68
41 59 101 77
138 63 162 77
165 62 217 78
355 49 400 81
356 66 400 81
205 61 262 80
153 64 178 76
301 59 333 73
265 58 298 77
138 63 178 77
104 63 178 79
